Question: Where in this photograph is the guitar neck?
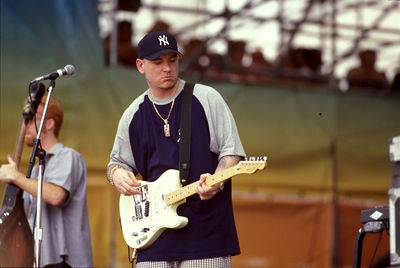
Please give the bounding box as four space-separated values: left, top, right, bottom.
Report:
13 118 27 169
165 165 237 206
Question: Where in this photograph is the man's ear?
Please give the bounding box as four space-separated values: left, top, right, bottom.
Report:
136 59 145 74
45 118 56 133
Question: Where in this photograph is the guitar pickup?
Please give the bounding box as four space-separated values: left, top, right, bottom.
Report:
144 201 150 217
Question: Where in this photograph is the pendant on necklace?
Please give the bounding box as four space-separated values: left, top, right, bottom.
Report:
164 120 170 137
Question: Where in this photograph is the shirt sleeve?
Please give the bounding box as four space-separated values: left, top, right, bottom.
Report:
108 95 145 173
45 147 86 207
193 84 246 160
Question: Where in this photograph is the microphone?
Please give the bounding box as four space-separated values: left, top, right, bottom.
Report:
30 64 75 83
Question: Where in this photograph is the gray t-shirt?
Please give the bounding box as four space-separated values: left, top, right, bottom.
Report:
24 142 93 267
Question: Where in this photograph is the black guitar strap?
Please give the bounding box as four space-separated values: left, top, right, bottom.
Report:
179 82 194 185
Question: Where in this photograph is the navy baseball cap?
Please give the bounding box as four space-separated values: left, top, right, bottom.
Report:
137 31 182 60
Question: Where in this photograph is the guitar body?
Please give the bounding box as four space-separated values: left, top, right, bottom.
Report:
119 169 188 249
0 185 34 267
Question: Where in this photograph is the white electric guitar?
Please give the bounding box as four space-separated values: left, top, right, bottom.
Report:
119 157 267 250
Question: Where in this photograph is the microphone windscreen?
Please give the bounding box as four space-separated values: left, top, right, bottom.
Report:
64 64 75 75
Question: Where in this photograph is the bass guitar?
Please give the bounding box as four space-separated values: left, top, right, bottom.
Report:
119 157 267 250
0 82 44 267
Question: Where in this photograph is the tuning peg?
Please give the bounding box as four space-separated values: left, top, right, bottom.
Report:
244 156 267 162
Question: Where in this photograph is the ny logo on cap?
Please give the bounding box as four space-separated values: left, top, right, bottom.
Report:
158 35 169 46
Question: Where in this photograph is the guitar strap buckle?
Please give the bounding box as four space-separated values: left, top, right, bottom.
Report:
180 162 189 184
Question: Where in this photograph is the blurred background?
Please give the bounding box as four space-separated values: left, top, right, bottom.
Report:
1 0 400 267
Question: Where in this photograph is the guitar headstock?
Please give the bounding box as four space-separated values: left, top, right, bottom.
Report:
236 156 268 174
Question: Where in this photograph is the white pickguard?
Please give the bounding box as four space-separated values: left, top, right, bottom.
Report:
119 169 188 249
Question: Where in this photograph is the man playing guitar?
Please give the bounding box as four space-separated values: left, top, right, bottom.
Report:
107 31 246 267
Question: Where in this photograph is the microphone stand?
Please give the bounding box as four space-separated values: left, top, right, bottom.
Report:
26 79 56 268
